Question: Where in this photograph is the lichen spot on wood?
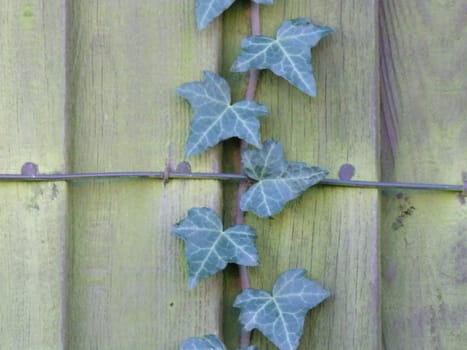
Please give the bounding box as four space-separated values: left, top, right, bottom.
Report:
21 4 35 29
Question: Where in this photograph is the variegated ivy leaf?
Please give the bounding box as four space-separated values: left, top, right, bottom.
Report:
231 17 333 97
181 334 257 350
196 0 274 30
172 207 259 288
177 71 268 157
181 334 226 350
240 139 328 217
234 269 329 350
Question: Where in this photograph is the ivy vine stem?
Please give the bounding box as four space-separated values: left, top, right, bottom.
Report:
245 3 260 100
235 2 261 348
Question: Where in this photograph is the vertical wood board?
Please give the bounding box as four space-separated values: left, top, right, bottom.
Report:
222 1 380 349
66 1 224 348
0 1 67 349
380 1 467 348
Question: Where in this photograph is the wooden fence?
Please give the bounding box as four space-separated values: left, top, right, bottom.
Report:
0 1 465 349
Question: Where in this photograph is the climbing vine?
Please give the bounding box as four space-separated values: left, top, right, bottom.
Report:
174 1 333 349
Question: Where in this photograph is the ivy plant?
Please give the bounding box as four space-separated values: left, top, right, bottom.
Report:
234 269 330 350
231 18 333 97
172 207 259 288
240 139 328 217
195 0 273 30
173 1 333 349
181 334 257 350
177 71 268 157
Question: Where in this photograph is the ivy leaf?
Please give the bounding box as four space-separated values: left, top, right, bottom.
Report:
240 139 328 217
177 71 268 157
181 334 227 350
231 18 333 96
181 334 258 350
172 207 259 288
234 269 330 350
195 0 235 30
196 0 274 30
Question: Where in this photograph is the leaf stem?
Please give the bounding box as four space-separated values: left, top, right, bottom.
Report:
236 2 261 348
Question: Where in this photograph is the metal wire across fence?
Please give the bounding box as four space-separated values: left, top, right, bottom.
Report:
0 169 465 195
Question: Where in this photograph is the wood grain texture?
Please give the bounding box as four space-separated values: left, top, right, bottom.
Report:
66 1 223 348
2 2 464 349
0 1 67 349
222 1 380 349
380 1 467 348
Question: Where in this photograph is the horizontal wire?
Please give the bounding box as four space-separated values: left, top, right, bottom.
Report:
0 171 464 193
0 172 243 181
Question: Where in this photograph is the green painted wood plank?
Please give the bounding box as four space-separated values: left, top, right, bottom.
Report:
0 1 67 349
380 1 467 348
66 1 224 348
222 1 380 349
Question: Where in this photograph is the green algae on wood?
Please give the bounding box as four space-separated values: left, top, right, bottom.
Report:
20 3 35 29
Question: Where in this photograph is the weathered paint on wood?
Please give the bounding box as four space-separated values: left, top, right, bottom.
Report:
65 1 224 348
222 1 380 348
380 1 467 348
0 1 67 349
